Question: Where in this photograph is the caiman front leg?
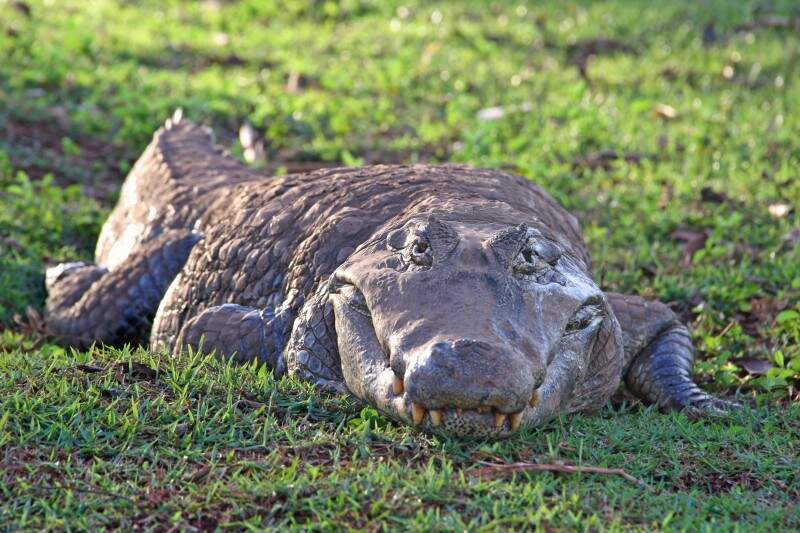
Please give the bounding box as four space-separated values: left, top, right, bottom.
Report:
285 281 347 394
606 292 738 413
45 229 201 350
172 300 295 375
173 283 345 392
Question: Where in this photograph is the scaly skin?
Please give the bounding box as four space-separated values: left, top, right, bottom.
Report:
45 113 737 439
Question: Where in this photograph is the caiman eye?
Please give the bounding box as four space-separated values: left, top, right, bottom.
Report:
409 239 433 267
514 248 547 274
513 245 548 275
513 238 564 283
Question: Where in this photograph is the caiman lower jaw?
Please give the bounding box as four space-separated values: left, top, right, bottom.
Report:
390 375 542 435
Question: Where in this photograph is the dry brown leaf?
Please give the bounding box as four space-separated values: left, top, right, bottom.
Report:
187 464 212 482
653 103 678 120
670 228 710 267
768 203 792 218
237 397 266 410
735 297 788 337
700 187 728 204
733 357 773 376
115 361 157 381
748 298 788 324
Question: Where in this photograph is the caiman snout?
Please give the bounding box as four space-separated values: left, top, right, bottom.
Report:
400 338 542 431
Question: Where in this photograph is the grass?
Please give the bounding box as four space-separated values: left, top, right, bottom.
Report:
0 0 799 529
2 338 798 530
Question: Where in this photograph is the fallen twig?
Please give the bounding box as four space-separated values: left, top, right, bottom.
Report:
469 460 651 490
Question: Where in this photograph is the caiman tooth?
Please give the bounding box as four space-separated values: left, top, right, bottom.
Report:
509 412 523 431
411 402 426 425
476 406 490 414
529 390 540 407
456 407 464 416
392 376 404 395
494 412 507 428
429 410 443 426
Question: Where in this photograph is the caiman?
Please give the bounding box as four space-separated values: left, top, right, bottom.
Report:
45 112 736 438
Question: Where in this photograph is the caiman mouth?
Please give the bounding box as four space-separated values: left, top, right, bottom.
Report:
330 274 604 438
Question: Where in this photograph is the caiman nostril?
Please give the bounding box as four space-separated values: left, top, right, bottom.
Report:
408 338 535 418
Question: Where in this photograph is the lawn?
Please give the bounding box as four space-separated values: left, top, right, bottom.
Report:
1 0 799 529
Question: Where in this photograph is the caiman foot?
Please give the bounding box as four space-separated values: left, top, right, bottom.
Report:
625 324 740 415
45 229 201 350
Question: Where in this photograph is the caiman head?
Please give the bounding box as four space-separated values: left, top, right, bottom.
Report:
329 215 617 438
